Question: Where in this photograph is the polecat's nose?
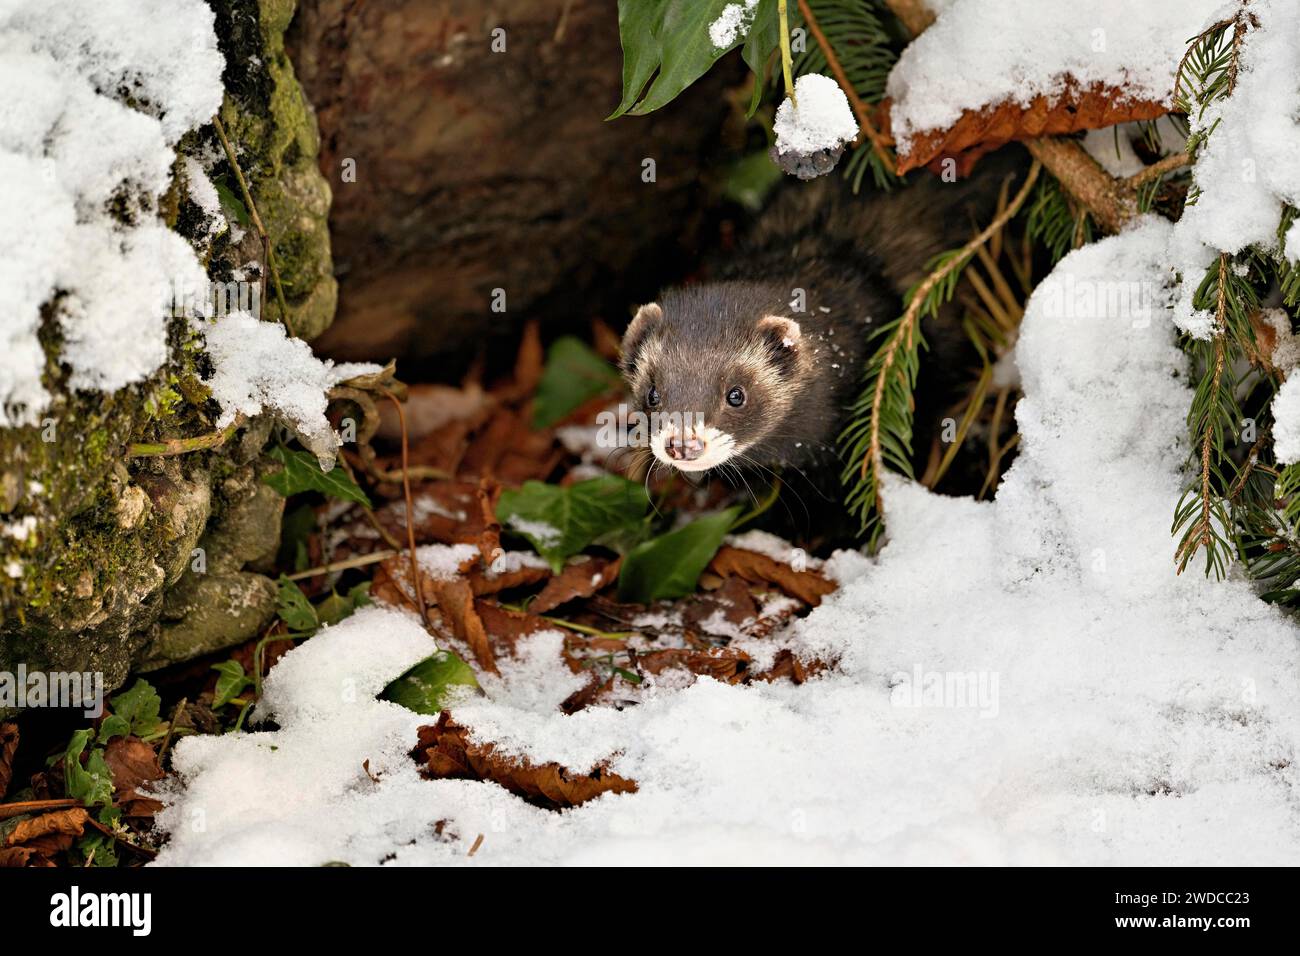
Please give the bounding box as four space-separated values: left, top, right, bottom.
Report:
666 431 706 461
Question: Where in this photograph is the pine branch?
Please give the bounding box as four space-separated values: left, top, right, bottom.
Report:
841 160 1041 537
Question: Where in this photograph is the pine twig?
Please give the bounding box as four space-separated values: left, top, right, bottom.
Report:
798 0 896 175
863 160 1041 510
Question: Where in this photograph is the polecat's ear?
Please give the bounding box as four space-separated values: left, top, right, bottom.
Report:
621 302 662 373
758 315 801 350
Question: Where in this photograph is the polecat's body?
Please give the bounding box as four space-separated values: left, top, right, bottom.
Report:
622 152 1026 489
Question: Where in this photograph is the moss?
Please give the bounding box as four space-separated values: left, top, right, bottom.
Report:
1 0 335 707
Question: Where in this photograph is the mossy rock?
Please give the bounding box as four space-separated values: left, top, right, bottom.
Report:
0 0 337 714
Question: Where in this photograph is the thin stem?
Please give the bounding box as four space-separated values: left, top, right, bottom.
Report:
778 0 797 108
285 549 399 581
212 114 295 337
382 389 431 630
127 416 243 458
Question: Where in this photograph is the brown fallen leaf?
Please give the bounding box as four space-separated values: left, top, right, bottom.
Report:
475 600 557 655
103 736 165 818
0 846 39 867
0 721 17 799
682 575 759 635
530 557 621 613
414 713 636 810
427 577 497 675
753 649 831 685
473 478 503 564
890 83 1170 175
708 546 836 607
103 736 164 795
466 561 550 597
635 647 753 684
4 807 89 847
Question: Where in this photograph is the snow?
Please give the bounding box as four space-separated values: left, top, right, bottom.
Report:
154 221 1300 866
0 0 222 425
886 0 1223 157
709 1 760 50
773 73 859 156
0 0 368 473
197 311 380 469
1170 0 1300 337
1272 375 1300 466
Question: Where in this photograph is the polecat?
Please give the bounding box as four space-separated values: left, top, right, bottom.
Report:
620 151 1025 484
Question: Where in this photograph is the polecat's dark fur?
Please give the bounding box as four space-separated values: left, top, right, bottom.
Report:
620 149 1026 491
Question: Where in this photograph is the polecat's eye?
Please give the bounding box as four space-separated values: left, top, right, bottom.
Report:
646 385 660 407
726 386 746 407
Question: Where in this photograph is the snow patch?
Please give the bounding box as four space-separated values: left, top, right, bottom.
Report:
773 74 859 156
886 0 1222 155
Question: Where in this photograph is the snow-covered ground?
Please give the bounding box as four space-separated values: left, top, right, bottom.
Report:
154 220 1300 866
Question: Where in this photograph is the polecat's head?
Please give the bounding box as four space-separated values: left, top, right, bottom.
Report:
618 290 807 473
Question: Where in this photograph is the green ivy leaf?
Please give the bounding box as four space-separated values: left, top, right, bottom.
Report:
381 651 481 715
64 729 113 808
532 337 623 429
264 445 371 507
213 177 251 226
96 715 130 744
212 661 254 709
610 0 781 119
497 476 650 572
106 679 162 739
316 583 372 627
277 575 320 633
617 506 742 603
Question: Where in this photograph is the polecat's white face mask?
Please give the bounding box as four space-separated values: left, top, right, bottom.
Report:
649 422 740 472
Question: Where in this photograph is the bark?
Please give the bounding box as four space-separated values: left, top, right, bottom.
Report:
288 0 735 364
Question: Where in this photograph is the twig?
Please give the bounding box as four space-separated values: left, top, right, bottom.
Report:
158 697 187 764
864 161 1041 505
212 114 295 337
381 389 431 629
285 549 399 581
798 0 896 175
1023 138 1136 234
0 798 81 821
1123 151 1192 189
1177 254 1230 571
127 416 243 458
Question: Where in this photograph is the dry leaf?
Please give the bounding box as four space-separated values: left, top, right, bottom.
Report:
708 547 836 606
635 647 753 684
414 713 636 809
890 83 1171 175
530 557 621 613
475 600 557 654
427 577 497 675
4 807 89 847
103 736 163 794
